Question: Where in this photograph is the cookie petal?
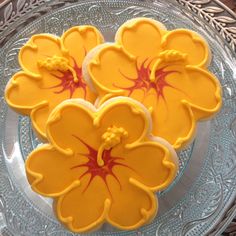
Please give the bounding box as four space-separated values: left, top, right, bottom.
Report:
97 97 151 145
25 145 87 196
87 44 137 96
107 173 157 230
116 18 166 58
152 97 195 150
62 26 103 67
46 101 98 155
19 34 64 77
5 72 47 115
183 66 222 120
162 29 210 67
111 142 177 191
57 176 110 233
148 61 221 149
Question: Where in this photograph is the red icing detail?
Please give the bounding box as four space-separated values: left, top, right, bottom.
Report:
152 66 180 102
71 135 136 196
115 59 184 100
44 57 87 98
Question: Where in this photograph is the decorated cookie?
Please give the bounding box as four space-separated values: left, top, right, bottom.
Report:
26 97 178 233
84 18 222 149
5 26 104 140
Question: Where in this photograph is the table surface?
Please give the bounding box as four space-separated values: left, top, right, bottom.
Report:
0 0 235 235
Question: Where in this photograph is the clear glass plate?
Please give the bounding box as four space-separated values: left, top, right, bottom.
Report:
0 0 236 235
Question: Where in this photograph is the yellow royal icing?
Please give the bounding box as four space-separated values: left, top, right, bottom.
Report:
86 17 222 150
25 97 178 233
5 26 104 140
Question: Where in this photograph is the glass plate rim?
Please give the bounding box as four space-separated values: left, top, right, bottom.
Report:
0 0 235 235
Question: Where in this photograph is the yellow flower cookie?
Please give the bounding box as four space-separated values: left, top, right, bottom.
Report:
5 26 104 140
84 18 222 149
26 97 178 233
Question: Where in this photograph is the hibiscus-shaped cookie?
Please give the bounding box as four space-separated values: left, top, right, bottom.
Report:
5 26 104 140
26 97 178 232
84 18 222 149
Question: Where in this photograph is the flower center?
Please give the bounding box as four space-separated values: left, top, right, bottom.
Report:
97 126 128 167
149 50 187 83
38 55 79 83
71 135 134 194
116 49 187 103
38 55 87 98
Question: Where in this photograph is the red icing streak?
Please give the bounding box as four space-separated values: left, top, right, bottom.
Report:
45 57 87 98
71 135 135 196
115 59 182 101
